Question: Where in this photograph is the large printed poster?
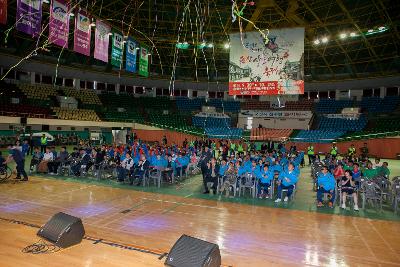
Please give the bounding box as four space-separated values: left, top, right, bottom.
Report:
49 0 70 47
229 28 304 95
16 0 42 36
94 20 111 63
73 9 91 56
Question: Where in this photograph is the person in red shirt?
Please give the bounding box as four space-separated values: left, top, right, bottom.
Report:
333 163 345 185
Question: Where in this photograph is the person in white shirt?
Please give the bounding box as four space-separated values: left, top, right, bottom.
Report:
38 147 54 173
117 153 134 182
372 158 382 169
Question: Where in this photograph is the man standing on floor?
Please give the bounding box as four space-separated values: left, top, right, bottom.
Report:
40 134 48 154
4 144 28 181
307 143 315 165
200 146 212 194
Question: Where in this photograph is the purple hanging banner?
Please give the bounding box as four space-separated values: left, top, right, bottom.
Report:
16 0 42 37
94 20 111 63
49 0 70 47
73 9 91 56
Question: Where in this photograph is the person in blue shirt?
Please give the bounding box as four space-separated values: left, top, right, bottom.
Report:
22 139 30 157
4 144 28 181
275 163 298 202
219 159 228 177
257 164 274 199
316 166 336 208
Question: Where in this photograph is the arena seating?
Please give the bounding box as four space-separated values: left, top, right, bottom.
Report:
374 117 400 131
192 116 231 128
176 97 205 111
101 110 144 123
241 100 270 110
18 83 57 101
205 127 243 139
293 130 346 143
52 107 101 121
206 99 241 112
250 128 293 141
61 87 102 106
319 115 367 131
315 99 353 113
0 103 51 118
360 96 399 113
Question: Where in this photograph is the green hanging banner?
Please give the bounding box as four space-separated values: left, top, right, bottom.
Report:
111 31 123 68
139 46 149 77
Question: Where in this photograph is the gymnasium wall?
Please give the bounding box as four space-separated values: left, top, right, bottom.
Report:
287 137 400 159
134 129 199 146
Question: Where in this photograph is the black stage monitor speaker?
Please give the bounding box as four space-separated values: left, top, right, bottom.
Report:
165 235 221 267
37 212 85 248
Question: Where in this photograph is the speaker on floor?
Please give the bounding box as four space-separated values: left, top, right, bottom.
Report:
37 212 85 248
165 234 221 267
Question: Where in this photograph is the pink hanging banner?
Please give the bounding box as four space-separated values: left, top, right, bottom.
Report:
49 0 70 48
73 9 91 56
0 0 7 25
94 20 111 62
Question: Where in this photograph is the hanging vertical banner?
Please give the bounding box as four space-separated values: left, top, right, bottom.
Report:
94 20 111 63
0 0 7 25
49 0 70 47
16 0 42 36
73 9 91 56
125 37 137 73
111 31 123 68
229 27 305 95
139 46 149 77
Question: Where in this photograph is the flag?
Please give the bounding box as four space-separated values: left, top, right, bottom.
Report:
139 46 149 77
49 0 70 47
0 0 7 24
73 9 91 56
94 20 111 63
16 0 42 36
125 37 137 73
111 31 123 68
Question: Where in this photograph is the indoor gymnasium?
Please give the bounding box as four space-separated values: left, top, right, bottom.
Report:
0 0 399 266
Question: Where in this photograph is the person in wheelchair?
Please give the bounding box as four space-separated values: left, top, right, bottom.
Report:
71 148 91 176
117 152 134 182
47 146 69 175
37 147 54 173
30 147 43 172
219 162 237 197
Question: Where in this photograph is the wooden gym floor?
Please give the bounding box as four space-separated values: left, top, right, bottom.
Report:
0 175 400 267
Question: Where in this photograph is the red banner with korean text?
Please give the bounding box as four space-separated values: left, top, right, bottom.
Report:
0 0 6 24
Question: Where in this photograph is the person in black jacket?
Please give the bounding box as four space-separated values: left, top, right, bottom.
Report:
4 144 29 181
199 146 213 193
132 155 150 186
204 158 220 194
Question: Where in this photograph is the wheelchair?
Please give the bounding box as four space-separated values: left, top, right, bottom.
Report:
0 165 12 182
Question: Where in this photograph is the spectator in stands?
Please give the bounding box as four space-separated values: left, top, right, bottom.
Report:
4 144 28 181
204 158 219 194
360 143 369 159
40 134 48 153
340 170 359 211
316 166 336 208
275 163 298 202
352 163 362 186
219 159 228 177
38 147 54 173
258 164 274 199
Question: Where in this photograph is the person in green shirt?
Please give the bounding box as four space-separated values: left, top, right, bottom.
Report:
307 143 315 165
348 144 356 157
343 161 354 171
330 143 338 159
362 161 378 180
237 142 244 155
377 162 390 178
